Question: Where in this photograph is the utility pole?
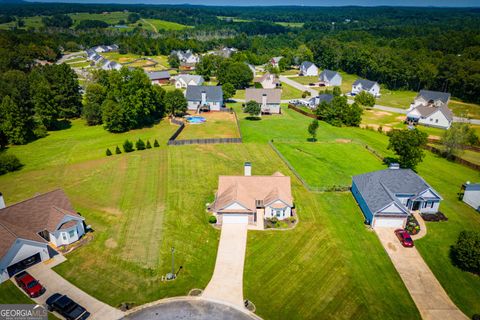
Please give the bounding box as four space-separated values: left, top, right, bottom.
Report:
166 247 176 280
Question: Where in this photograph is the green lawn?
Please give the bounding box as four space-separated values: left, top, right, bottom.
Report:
281 82 304 100
274 21 304 28
290 75 318 85
274 141 386 188
69 11 130 26
377 89 417 109
142 18 191 31
177 112 240 140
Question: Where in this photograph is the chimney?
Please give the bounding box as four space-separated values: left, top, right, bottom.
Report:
201 90 207 105
262 93 267 108
0 192 5 209
244 162 252 176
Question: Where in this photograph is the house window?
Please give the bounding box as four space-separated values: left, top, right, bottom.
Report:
275 209 283 217
62 233 67 241
435 119 439 123
69 229 76 238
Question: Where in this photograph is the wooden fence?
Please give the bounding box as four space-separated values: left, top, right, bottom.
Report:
424 145 480 171
288 104 318 119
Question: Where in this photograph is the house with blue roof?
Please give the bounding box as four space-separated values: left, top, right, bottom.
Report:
351 167 442 228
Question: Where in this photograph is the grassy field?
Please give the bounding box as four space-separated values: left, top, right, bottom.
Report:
274 141 386 188
274 21 304 27
101 52 170 70
290 75 317 85
377 89 417 109
177 112 240 140
0 16 43 30
280 82 304 100
142 18 191 31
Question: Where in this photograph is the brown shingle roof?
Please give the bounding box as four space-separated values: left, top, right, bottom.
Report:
414 104 453 121
212 173 292 214
245 88 281 104
0 189 82 257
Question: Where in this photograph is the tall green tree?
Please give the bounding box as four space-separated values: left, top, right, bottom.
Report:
222 83 236 101
354 91 376 108
442 122 479 158
308 119 319 141
83 83 106 126
164 89 187 116
387 129 428 169
217 62 253 89
244 100 261 118
0 96 34 144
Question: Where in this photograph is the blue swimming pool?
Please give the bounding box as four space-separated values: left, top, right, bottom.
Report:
185 116 206 124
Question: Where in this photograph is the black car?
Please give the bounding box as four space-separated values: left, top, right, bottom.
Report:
46 293 90 320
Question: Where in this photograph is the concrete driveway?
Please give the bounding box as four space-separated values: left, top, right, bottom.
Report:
375 228 468 320
202 222 248 308
26 259 124 320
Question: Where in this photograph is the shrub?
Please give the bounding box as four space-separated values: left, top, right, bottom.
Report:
146 140 152 149
123 140 134 153
106 148 112 156
451 230 480 274
208 215 217 224
378 126 383 133
115 146 122 154
472 314 480 320
136 139 146 150
153 139 160 147
0 153 23 175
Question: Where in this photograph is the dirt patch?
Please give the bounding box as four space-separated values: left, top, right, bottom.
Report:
105 238 118 249
395 115 406 121
335 139 352 143
102 207 123 215
372 111 391 116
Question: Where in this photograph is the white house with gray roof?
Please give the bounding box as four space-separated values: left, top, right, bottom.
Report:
299 61 318 76
308 93 334 108
101 60 122 71
186 85 223 112
172 50 200 65
172 74 204 89
407 90 453 129
146 71 170 85
461 182 480 211
351 168 442 228
352 79 380 97
319 70 342 87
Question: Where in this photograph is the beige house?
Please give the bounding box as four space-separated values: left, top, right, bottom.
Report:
253 72 280 89
245 88 282 114
210 163 293 226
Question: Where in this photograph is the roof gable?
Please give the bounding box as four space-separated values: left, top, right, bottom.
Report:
186 85 223 101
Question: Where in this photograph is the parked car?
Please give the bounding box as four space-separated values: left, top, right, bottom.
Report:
46 293 90 320
394 229 414 247
14 271 46 298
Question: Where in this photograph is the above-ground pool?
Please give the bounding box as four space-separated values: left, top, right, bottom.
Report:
185 116 206 124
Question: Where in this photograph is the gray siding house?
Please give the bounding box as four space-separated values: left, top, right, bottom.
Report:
186 85 223 111
319 70 342 87
245 88 282 114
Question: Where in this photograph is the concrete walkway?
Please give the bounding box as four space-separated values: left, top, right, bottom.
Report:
202 222 248 308
27 258 124 320
375 228 468 320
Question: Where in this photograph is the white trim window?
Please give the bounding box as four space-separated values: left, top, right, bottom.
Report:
274 209 284 218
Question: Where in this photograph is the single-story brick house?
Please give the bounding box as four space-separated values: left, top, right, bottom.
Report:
0 190 86 283
351 168 442 228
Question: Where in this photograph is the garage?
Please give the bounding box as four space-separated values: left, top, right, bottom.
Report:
373 216 406 228
222 214 249 224
7 253 42 277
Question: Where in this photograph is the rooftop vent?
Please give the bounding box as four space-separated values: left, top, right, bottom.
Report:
389 163 400 170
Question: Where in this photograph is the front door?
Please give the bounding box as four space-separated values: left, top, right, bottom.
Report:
412 201 421 211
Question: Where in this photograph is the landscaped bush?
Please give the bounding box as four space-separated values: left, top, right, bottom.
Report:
421 212 448 222
0 153 23 175
136 139 146 150
106 148 112 156
115 146 122 154
146 140 152 149
123 140 134 153
405 215 420 235
153 139 160 147
450 230 480 274
208 215 217 224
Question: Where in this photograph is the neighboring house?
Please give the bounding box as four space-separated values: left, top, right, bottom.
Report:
172 50 200 65
270 56 283 68
406 104 453 129
351 167 442 228
308 93 334 108
246 63 256 77
460 182 480 211
186 85 223 112
351 79 381 97
214 47 238 58
101 60 122 71
406 90 453 129
319 70 342 87
299 61 319 76
0 190 86 283
253 72 280 89
245 88 282 114
92 44 118 53
412 90 450 108
210 163 293 226
172 74 204 89
146 71 171 85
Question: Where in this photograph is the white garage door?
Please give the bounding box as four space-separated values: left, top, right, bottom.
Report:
222 214 249 224
374 217 405 228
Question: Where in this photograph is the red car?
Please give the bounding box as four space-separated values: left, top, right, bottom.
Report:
394 229 414 247
14 271 46 298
